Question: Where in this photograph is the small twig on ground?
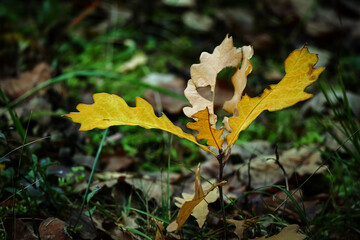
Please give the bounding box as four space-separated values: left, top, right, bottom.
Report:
274 128 360 212
274 145 289 191
244 154 255 207
273 145 289 219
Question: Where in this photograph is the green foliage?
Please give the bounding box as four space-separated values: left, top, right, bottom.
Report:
235 108 323 146
64 32 147 101
58 166 86 193
309 78 360 238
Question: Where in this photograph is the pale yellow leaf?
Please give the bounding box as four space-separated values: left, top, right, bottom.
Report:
250 224 306 240
166 221 178 233
226 47 325 147
183 35 243 127
186 108 224 149
65 93 212 153
223 45 253 114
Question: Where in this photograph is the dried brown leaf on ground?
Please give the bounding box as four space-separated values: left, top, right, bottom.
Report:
125 175 175 205
226 219 246 239
39 218 72 240
0 62 51 98
117 52 147 73
231 146 326 189
13 220 38 240
142 73 187 114
250 224 306 240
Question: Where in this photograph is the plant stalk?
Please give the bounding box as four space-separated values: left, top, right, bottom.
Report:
217 151 227 240
72 128 109 231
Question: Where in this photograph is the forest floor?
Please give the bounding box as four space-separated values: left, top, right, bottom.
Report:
1 1 360 239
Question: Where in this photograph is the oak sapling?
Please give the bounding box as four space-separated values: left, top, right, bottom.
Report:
66 35 325 238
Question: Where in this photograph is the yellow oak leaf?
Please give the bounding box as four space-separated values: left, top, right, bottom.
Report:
183 35 247 127
226 47 325 147
186 108 224 149
166 164 226 233
250 224 306 240
65 93 212 153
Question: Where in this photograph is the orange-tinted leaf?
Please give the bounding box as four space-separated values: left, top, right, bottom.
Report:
226 47 325 147
167 164 226 232
65 93 212 153
186 108 224 149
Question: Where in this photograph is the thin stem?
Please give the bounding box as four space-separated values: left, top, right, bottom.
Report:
217 151 227 240
72 128 109 230
274 145 289 191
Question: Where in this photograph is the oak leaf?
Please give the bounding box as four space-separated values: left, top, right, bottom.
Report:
250 224 306 240
223 45 253 114
65 93 211 153
226 219 245 239
226 47 325 146
155 220 165 240
183 35 247 127
186 108 224 149
166 164 226 233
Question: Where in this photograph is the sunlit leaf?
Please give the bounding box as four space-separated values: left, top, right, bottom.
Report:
183 35 248 127
187 108 224 149
223 45 253 114
166 164 226 232
226 47 325 147
65 93 212 153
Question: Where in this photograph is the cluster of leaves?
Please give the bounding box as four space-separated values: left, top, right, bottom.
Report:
66 35 324 238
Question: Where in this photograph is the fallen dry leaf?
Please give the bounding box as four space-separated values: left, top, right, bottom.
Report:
125 174 176 205
227 219 245 239
232 146 326 189
101 154 135 171
39 218 72 240
91 211 134 240
142 73 187 114
0 62 51 99
117 52 147 73
13 220 37 240
250 224 306 240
